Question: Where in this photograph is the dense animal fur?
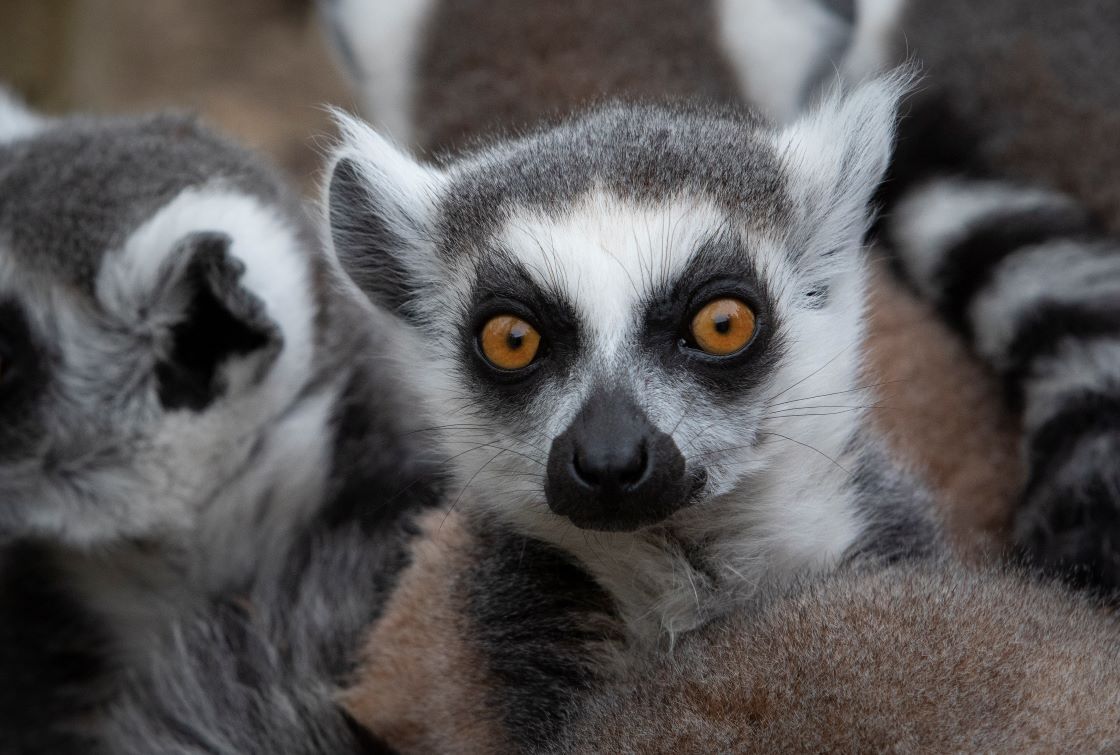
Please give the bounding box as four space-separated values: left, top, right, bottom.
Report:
0 93 443 749
889 178 1120 592
549 562 1120 752
89 3 1120 752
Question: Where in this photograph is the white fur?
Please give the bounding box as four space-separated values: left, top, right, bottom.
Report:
717 0 852 122
1025 339 1120 434
0 86 44 143
101 186 316 408
321 0 437 143
773 74 906 271
11 185 323 548
841 0 909 82
891 178 1079 302
971 241 1120 369
329 112 446 219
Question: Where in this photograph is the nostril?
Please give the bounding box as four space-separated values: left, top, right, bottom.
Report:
618 442 648 488
570 442 649 491
571 450 599 487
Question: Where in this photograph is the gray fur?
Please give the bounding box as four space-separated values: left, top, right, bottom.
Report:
0 113 304 291
0 104 443 747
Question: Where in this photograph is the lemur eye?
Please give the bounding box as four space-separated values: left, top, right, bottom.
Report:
479 315 542 370
690 298 756 356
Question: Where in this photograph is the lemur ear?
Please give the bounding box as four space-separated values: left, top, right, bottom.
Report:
154 232 281 412
772 70 911 269
326 113 444 317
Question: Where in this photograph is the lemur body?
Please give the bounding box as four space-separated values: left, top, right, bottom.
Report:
0 91 441 750
551 561 1120 753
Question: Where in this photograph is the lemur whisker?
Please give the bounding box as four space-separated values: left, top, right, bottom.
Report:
757 432 852 477
441 447 513 530
763 346 856 405
765 379 907 408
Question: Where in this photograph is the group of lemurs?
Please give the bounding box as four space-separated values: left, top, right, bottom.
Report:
1 0 1119 752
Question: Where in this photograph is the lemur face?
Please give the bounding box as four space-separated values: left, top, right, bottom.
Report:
0 113 318 545
330 76 903 535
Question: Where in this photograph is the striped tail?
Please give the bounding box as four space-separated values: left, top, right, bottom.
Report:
888 175 1120 593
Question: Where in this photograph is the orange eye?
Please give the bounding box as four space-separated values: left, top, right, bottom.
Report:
690 298 756 356
479 314 542 370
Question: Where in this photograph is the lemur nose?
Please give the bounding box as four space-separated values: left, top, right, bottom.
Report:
545 386 691 532
571 439 649 491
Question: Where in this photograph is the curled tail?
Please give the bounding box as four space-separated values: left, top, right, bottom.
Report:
888 173 1120 593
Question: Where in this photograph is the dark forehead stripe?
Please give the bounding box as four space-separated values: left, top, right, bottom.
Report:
436 104 792 255
0 114 305 292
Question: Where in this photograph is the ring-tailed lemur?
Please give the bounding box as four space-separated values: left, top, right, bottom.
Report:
323 73 950 749
0 89 441 751
321 0 1120 592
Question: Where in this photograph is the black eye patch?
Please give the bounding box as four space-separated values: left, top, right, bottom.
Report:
638 233 782 396
460 250 582 417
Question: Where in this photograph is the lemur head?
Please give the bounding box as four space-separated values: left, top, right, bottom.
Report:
328 76 904 538
0 96 321 545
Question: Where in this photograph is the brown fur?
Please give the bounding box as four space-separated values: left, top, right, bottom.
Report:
552 563 1120 753
414 0 741 154
340 509 510 754
865 261 1022 559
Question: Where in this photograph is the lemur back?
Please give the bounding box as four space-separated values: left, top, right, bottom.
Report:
0 90 442 750
551 562 1120 753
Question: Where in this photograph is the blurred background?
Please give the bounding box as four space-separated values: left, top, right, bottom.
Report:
0 0 349 191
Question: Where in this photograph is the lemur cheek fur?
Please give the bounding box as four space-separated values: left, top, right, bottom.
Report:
544 387 692 531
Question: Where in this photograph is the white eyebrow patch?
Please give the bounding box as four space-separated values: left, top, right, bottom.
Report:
498 190 731 355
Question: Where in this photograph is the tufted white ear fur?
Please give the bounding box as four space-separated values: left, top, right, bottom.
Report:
772 70 911 274
0 86 45 144
325 111 446 317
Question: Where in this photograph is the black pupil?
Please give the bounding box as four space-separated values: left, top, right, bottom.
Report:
507 324 526 350
713 315 732 334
